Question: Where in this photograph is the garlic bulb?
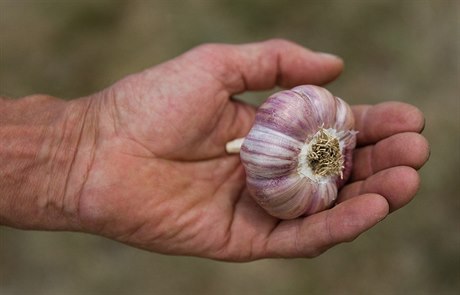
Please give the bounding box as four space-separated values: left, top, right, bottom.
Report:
228 85 357 220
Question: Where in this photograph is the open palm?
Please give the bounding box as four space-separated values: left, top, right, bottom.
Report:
76 40 429 261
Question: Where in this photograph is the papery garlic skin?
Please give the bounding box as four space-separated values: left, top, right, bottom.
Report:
240 85 357 220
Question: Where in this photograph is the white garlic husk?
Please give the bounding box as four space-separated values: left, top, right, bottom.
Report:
236 85 357 220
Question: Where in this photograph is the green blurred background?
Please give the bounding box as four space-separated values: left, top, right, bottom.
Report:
1 0 459 294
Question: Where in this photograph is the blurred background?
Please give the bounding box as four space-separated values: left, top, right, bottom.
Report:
0 0 459 294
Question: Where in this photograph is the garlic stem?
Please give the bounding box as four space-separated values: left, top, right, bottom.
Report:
225 137 245 154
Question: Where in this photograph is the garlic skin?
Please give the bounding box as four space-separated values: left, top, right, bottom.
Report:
240 85 357 220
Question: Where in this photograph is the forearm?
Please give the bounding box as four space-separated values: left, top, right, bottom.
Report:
0 95 96 231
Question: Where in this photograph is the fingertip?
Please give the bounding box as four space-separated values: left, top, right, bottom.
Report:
316 52 344 63
404 103 425 133
333 193 389 240
401 167 421 206
308 52 344 86
311 194 389 253
359 193 390 222
353 102 427 146
351 132 431 181
382 166 420 212
410 133 431 169
316 52 344 73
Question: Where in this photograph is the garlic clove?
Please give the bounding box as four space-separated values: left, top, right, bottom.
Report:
291 85 338 129
255 90 320 142
246 174 339 219
246 175 314 219
333 97 355 130
225 138 244 154
241 124 301 178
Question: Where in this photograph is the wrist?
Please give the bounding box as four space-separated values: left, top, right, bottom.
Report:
0 95 98 231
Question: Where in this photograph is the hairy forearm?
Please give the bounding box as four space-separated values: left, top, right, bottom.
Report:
0 95 96 231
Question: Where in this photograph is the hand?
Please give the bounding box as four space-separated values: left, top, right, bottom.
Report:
73 39 429 261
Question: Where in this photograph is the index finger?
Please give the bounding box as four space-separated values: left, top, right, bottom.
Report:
352 102 425 146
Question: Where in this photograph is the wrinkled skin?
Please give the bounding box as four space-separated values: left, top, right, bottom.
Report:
70 39 429 261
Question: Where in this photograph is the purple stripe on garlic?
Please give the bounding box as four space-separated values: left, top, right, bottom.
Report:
226 85 357 220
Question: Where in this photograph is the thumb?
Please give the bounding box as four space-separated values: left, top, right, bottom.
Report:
185 39 344 94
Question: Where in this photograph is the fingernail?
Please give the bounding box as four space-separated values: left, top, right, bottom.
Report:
317 52 343 61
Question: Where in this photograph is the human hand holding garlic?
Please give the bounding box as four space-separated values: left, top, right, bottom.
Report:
0 39 429 261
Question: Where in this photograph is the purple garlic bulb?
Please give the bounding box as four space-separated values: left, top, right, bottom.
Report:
230 85 357 220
